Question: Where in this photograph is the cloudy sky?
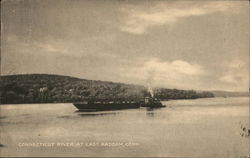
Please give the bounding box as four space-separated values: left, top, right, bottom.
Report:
1 0 249 91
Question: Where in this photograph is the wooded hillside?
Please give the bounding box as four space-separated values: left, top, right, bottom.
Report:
0 74 214 104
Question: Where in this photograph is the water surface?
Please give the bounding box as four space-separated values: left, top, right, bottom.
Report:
0 97 249 157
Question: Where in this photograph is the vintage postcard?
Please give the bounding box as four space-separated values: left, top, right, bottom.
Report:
0 0 249 157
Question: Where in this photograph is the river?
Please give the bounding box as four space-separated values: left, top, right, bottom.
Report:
0 97 249 157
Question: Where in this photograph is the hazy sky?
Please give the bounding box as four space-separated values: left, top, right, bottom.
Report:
1 0 249 91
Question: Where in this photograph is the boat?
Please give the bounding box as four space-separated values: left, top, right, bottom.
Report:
73 100 141 112
73 97 165 112
140 97 166 108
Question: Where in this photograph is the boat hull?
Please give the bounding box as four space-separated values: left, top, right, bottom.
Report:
140 103 166 108
73 102 141 112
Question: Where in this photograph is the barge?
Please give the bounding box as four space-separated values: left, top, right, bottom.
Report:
73 97 165 112
73 101 140 112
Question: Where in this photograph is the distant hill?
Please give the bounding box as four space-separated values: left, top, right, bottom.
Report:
210 90 249 97
0 74 214 104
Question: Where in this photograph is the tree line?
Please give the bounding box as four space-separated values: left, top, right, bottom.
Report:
0 74 214 104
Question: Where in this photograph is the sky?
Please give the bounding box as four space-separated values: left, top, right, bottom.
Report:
1 0 249 91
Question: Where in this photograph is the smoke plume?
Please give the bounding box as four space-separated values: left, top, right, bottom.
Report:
146 69 155 97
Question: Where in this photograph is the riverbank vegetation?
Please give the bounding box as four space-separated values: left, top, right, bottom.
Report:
154 88 214 100
0 74 214 104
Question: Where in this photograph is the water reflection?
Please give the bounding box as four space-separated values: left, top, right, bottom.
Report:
146 108 159 117
77 112 118 117
146 111 155 117
57 115 75 119
1 121 26 125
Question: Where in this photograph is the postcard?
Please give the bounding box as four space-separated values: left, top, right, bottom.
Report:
0 0 249 157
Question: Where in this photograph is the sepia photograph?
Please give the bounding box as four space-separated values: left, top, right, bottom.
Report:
0 0 249 157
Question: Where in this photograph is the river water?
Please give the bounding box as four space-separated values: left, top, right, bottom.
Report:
0 97 249 157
